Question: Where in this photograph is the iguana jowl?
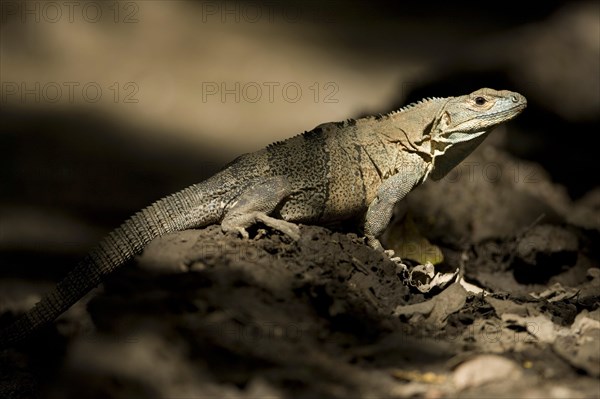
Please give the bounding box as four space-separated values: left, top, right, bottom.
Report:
0 88 527 346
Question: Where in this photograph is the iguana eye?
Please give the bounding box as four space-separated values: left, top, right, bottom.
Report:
475 96 487 105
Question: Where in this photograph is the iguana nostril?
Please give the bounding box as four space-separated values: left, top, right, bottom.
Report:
511 95 519 103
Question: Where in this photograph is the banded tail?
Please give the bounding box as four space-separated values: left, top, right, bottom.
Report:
0 182 220 347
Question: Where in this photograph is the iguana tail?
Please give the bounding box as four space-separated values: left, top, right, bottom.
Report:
0 182 223 347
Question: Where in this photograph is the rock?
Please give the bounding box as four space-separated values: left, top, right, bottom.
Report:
453 355 523 390
553 310 600 378
513 225 578 283
516 225 578 266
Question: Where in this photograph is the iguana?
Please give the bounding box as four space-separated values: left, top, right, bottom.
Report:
0 88 526 346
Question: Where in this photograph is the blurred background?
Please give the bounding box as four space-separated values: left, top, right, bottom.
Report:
0 0 598 278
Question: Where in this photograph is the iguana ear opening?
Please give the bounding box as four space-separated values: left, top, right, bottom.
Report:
439 112 451 131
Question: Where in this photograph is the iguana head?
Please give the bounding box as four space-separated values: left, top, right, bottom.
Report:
433 88 527 144
428 88 527 180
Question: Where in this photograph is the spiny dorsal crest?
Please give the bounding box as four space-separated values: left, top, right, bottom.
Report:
269 95 447 148
266 125 323 150
388 96 445 116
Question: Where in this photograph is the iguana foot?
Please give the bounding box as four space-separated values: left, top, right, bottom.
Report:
365 235 384 251
221 175 299 240
221 212 300 241
387 252 409 273
364 238 409 271
254 213 300 240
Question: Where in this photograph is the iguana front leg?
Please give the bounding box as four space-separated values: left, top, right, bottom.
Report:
221 176 300 240
364 172 423 251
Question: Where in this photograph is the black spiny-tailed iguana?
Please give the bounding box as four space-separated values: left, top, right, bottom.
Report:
0 88 527 346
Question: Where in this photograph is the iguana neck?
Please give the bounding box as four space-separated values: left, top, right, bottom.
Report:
369 97 449 174
379 96 493 181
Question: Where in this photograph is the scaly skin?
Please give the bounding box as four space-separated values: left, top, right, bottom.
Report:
0 88 526 347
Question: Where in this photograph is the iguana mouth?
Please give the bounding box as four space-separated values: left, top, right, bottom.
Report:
475 103 527 120
440 101 527 138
